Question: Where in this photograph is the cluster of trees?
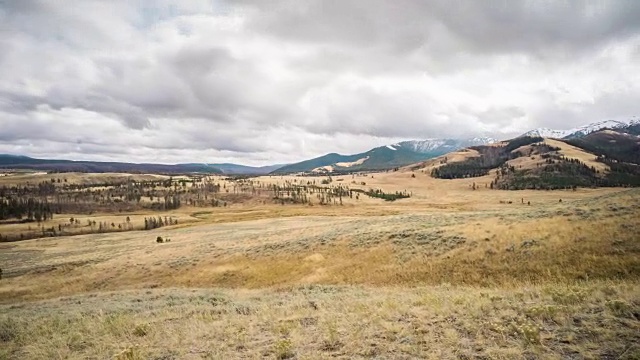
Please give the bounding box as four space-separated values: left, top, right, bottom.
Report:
503 136 544 152
351 188 411 201
0 215 138 242
493 156 604 190
597 158 640 187
148 195 182 211
268 181 353 205
431 146 514 179
0 176 231 221
492 143 640 189
95 221 127 232
0 197 54 222
565 136 640 166
263 179 412 205
431 158 497 179
144 216 178 230
431 137 544 180
560 131 640 186
531 143 561 154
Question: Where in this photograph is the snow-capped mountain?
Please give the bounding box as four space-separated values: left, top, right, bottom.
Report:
397 137 497 153
272 137 496 174
273 117 639 174
519 128 575 139
520 119 637 139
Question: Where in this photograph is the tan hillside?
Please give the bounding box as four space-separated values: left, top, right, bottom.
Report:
544 138 609 172
401 148 481 172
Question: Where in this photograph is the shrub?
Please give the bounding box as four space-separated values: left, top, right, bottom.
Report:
156 236 164 243
511 320 542 345
274 338 294 359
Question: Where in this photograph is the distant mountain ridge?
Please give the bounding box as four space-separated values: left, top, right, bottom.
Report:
207 163 286 175
271 137 496 174
399 137 497 153
273 118 640 175
0 155 224 174
2 118 637 176
0 155 286 175
520 118 640 139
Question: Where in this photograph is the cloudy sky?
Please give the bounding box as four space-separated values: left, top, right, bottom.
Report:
1 1 639 165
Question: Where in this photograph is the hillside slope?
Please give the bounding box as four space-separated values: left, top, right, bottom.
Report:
430 132 640 189
564 130 640 165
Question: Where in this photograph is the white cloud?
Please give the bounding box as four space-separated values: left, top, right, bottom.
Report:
0 0 639 165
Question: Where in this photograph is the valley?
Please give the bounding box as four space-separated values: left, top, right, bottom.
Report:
1 146 639 358
1 126 640 359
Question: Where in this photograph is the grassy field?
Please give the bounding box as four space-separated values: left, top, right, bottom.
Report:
2 283 638 359
1 171 639 359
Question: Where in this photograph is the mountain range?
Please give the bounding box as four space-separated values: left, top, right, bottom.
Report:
0 156 286 175
520 118 640 139
271 118 638 174
271 138 496 174
0 155 224 175
206 163 287 175
1 118 638 175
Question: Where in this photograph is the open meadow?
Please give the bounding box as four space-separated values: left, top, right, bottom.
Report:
1 169 639 359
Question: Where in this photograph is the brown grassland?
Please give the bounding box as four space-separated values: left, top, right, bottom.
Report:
0 169 639 359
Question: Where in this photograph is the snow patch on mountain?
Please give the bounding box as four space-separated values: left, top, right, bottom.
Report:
520 128 574 138
520 119 637 139
397 137 497 154
400 139 447 152
312 165 334 173
335 157 370 167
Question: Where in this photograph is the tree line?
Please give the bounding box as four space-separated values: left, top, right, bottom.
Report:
0 197 54 222
144 216 178 230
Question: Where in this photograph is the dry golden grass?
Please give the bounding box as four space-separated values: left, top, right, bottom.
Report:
545 138 609 173
1 186 638 297
1 283 638 359
0 172 170 186
1 170 639 359
0 211 197 241
400 148 481 172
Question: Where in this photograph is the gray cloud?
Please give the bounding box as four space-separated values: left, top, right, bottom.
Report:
0 1 639 165
243 1 640 54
